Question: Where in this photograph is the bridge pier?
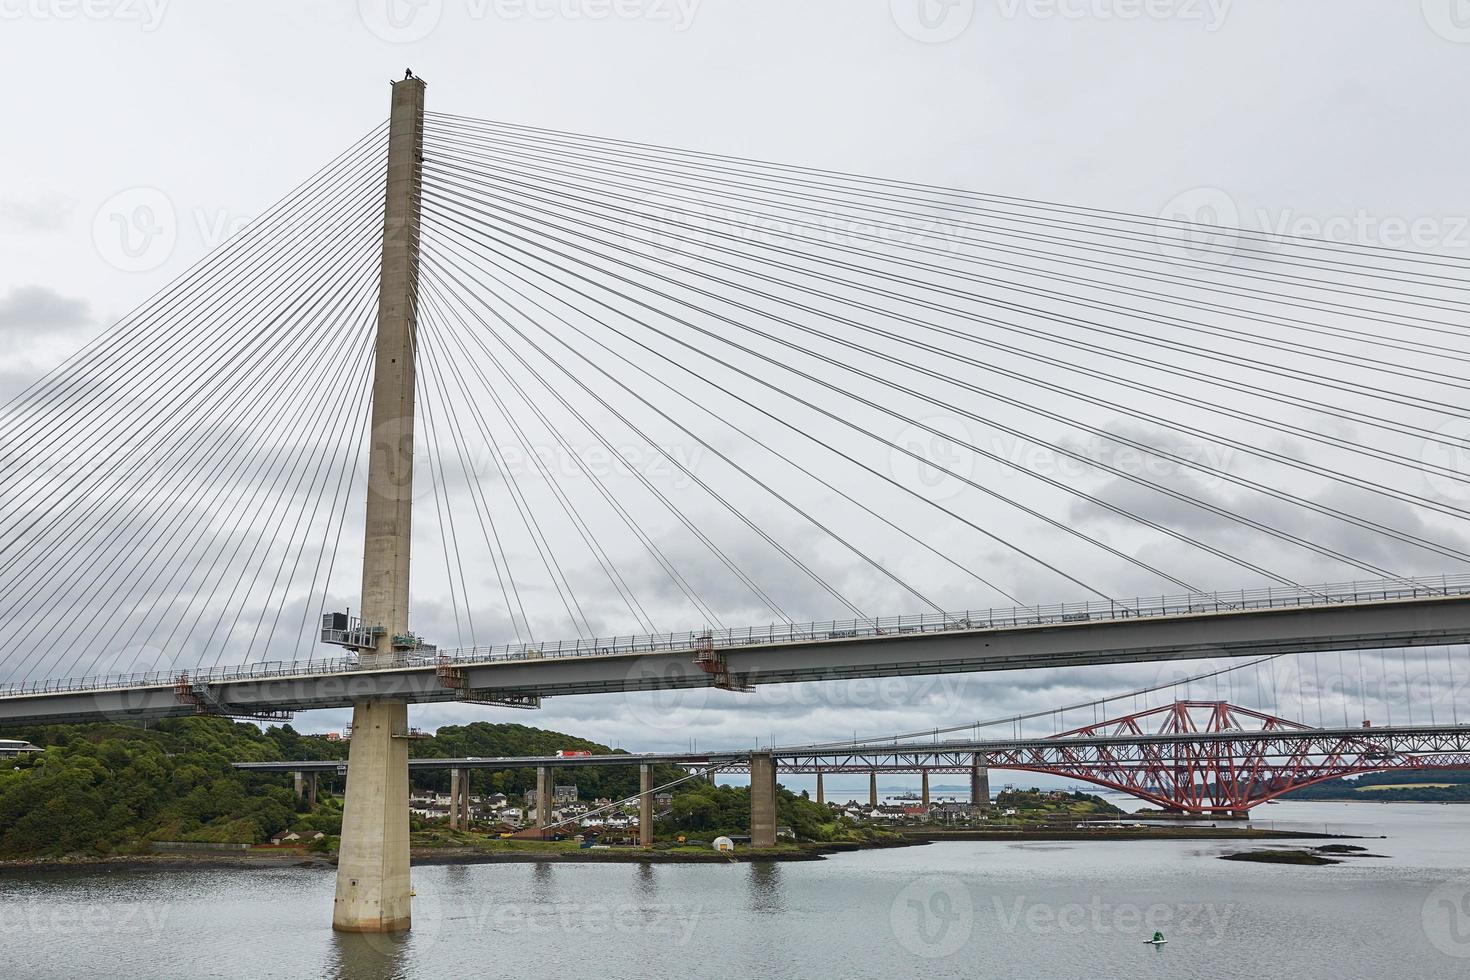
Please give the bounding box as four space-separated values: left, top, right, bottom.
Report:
749 752 777 848
448 768 461 830
970 754 990 808
639 764 654 847
535 765 553 829
921 770 930 808
869 771 878 809
294 771 318 807
333 700 412 933
448 768 470 830
459 768 471 828
815 770 824 805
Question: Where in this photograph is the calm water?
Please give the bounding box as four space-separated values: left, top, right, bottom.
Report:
2 802 1468 979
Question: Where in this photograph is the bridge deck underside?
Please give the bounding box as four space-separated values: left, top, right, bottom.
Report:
5 593 1470 725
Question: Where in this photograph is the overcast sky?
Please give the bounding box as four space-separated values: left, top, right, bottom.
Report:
3 2 1469 791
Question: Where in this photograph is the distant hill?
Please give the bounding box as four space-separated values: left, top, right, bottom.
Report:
1280 769 1470 803
0 718 678 858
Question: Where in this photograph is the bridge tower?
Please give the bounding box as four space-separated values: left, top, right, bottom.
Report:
332 73 426 934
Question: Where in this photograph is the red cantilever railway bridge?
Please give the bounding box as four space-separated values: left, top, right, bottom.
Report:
767 701 1470 813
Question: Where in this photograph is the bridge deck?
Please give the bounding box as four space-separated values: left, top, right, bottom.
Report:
4 576 1470 725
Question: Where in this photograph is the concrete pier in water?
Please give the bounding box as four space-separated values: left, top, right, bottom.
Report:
749 752 777 847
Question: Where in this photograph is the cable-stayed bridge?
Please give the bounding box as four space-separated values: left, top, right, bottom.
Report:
5 74 1470 930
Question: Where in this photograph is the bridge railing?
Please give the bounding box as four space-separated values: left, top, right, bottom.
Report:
3 573 1468 697
426 572 1470 667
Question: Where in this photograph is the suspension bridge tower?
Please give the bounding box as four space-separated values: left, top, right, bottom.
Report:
332 73 426 934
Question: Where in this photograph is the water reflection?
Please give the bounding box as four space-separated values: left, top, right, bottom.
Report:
326 930 411 980
745 862 785 914
635 862 658 901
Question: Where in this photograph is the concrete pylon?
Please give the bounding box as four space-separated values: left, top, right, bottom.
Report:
971 754 990 808
815 770 824 805
448 769 462 831
921 770 930 808
869 771 879 809
535 766 553 829
749 753 778 848
639 764 654 848
294 771 318 807
458 768 471 829
332 74 426 935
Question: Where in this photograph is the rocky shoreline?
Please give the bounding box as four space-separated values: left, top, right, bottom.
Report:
0 837 921 874
0 824 1375 874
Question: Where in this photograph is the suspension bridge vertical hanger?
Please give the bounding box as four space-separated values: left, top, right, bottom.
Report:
331 70 427 935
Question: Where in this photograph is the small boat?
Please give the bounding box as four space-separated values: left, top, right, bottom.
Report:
1144 931 1167 946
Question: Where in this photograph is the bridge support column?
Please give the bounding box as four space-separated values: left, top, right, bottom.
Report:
535 766 553 829
970 754 990 809
333 700 412 933
639 764 654 847
458 768 471 829
921 770 930 808
332 72 425 936
869 771 879 809
294 771 318 807
815 770 824 805
749 752 777 848
448 768 462 830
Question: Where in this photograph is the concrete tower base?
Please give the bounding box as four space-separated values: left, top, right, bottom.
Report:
750 752 777 847
332 700 412 933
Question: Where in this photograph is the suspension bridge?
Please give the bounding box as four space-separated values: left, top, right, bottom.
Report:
5 74 1470 931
